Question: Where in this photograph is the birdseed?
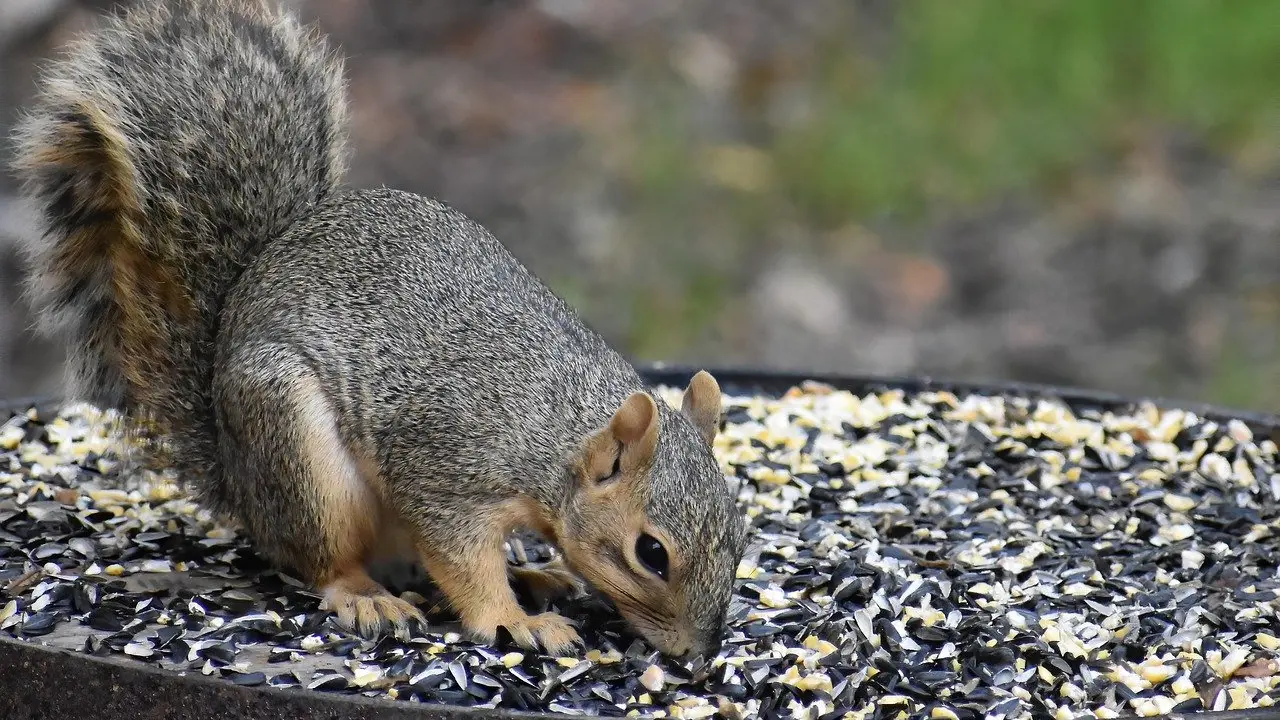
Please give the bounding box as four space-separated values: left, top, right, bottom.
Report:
2 383 1279 719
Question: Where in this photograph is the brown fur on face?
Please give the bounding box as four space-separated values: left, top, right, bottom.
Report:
557 373 734 658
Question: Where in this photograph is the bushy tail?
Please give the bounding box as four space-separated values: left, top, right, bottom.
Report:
10 0 349 491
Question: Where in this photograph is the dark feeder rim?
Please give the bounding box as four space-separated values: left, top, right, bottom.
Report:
1 363 1277 720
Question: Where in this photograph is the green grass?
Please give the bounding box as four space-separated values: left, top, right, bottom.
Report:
773 0 1280 226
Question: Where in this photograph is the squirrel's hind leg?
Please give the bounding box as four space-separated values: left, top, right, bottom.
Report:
213 348 426 640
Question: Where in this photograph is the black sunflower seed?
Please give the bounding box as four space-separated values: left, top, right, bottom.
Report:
18 611 60 636
228 671 266 686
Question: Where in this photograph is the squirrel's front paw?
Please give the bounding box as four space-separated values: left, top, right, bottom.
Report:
321 574 427 641
468 610 582 656
509 557 586 608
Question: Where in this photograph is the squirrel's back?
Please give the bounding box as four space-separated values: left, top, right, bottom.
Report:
11 0 348 486
217 187 647 501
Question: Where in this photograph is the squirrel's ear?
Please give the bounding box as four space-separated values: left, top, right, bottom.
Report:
579 393 659 490
611 391 659 451
681 370 722 446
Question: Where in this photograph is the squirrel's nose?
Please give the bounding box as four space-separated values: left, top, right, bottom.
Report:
701 636 724 658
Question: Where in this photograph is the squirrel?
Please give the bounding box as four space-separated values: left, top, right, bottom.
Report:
10 0 747 660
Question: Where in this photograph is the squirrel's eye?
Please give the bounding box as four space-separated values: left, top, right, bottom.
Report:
634 533 669 581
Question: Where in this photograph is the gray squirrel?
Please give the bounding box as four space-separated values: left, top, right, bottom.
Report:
11 0 746 659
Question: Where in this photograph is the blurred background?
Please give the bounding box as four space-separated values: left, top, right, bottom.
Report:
1 0 1278 410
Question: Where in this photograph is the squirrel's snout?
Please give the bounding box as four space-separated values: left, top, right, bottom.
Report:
635 623 723 660
670 630 724 662
696 634 724 659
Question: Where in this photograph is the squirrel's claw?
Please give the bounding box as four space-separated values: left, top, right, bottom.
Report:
509 557 587 608
321 579 428 641
469 610 583 656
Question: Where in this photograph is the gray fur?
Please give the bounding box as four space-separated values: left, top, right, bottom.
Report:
217 190 746 646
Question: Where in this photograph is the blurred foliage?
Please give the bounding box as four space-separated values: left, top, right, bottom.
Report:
776 0 1280 225
3 0 1277 408
608 0 1280 409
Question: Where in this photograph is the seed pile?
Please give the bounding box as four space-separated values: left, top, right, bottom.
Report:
3 383 1280 719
